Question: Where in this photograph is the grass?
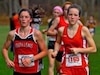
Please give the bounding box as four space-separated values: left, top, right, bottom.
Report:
89 26 100 75
0 25 100 75
0 26 13 75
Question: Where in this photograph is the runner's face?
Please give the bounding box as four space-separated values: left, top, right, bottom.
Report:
63 4 71 16
19 11 32 27
53 9 62 18
67 8 80 25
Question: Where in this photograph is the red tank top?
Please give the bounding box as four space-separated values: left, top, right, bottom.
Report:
57 16 69 51
13 28 43 73
57 16 69 29
61 25 88 68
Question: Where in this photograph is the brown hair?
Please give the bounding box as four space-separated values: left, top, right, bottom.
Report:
62 1 72 10
67 4 82 17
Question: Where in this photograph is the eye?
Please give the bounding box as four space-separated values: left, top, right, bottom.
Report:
19 16 24 18
75 14 78 16
25 16 29 18
68 13 72 16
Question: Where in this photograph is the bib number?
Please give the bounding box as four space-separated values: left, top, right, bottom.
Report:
66 54 82 67
18 54 34 67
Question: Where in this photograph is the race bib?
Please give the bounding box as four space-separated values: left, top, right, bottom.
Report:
66 54 82 67
18 54 34 67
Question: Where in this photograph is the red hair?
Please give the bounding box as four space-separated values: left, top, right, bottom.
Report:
62 1 72 10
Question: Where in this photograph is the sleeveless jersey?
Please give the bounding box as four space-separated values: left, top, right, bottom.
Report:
48 18 56 41
61 25 88 69
57 16 69 29
48 18 54 28
13 28 43 73
57 16 69 51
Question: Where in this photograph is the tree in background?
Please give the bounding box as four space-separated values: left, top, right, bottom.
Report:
0 0 100 24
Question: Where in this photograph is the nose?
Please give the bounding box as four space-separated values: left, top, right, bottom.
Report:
21 17 26 21
71 15 74 18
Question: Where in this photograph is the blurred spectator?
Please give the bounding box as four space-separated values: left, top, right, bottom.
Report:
85 15 97 36
31 5 45 30
10 12 20 52
10 12 20 30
